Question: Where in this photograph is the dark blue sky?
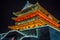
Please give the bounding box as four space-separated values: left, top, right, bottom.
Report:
0 0 60 33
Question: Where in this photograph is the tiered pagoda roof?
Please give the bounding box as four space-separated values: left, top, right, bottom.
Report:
8 1 60 31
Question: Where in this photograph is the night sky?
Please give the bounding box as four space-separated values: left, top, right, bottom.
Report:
0 0 60 33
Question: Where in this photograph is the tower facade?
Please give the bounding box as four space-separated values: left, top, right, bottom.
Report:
0 1 60 40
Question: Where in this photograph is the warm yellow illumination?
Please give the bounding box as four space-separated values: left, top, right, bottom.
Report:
9 19 46 30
